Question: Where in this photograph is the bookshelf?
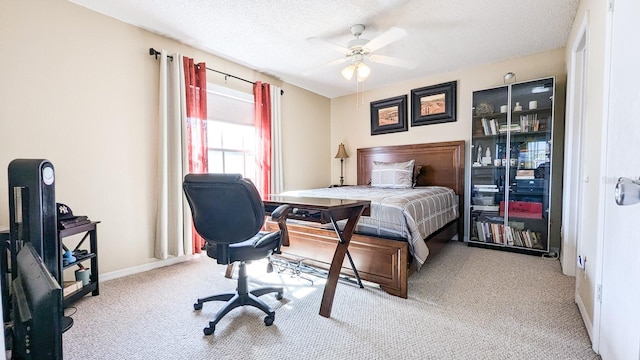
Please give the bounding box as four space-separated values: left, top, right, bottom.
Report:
469 77 556 254
59 221 100 307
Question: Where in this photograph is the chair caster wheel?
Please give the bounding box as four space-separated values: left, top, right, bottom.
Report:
264 315 275 326
203 326 215 335
194 302 203 310
275 292 283 300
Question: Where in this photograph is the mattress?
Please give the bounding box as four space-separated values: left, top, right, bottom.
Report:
279 185 459 268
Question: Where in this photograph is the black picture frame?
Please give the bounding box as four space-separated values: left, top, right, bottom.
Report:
410 81 457 126
370 95 408 135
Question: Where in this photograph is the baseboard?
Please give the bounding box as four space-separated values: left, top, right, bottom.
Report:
100 254 201 282
575 291 594 342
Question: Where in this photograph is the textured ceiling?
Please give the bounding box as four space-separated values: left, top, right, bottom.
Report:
69 0 579 98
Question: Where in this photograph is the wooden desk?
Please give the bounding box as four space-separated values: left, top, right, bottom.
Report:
263 195 370 318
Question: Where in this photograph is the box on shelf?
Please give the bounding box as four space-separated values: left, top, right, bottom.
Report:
472 195 494 205
499 201 543 219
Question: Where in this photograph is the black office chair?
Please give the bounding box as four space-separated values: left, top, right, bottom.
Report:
182 173 290 335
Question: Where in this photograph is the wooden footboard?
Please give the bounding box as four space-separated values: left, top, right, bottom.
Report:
265 220 409 298
265 218 459 298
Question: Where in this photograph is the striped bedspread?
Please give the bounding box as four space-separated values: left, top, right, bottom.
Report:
279 185 458 268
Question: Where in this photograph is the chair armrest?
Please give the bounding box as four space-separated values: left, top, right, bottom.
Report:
269 204 291 247
270 204 291 220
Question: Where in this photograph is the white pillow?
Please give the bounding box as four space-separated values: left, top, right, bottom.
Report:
371 159 415 188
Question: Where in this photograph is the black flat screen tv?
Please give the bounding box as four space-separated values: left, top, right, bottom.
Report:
11 242 63 360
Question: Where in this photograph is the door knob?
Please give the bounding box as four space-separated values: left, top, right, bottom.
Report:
615 177 640 205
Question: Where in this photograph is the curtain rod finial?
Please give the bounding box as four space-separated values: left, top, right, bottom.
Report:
149 47 160 59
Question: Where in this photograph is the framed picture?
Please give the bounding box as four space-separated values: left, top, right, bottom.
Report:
410 81 457 126
370 95 408 135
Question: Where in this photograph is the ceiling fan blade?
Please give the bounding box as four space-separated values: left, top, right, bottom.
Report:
368 54 416 69
302 57 350 75
307 37 349 53
364 27 407 52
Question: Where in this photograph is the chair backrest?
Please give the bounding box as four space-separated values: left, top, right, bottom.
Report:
183 173 265 245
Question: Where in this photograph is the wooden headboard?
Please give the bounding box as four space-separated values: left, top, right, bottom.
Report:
357 140 466 240
356 140 465 195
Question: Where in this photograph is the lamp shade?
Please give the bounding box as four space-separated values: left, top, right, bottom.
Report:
341 65 356 80
334 143 349 159
356 63 370 80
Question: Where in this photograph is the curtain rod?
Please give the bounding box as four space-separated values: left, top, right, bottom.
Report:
148 47 284 95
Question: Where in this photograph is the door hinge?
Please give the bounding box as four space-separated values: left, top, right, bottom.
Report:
596 284 602 303
608 0 614 12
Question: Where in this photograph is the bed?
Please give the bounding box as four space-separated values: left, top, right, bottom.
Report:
264 140 465 298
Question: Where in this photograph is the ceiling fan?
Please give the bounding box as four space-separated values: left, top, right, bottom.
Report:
307 24 416 81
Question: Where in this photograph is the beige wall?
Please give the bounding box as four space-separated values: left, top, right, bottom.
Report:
330 48 567 241
563 0 608 334
0 0 330 274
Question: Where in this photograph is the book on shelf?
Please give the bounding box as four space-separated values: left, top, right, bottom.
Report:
59 216 91 229
473 205 499 212
482 222 493 243
476 222 486 242
498 123 521 133
515 175 535 180
489 119 498 135
63 280 83 297
474 184 498 192
517 170 535 176
481 118 490 135
475 187 498 192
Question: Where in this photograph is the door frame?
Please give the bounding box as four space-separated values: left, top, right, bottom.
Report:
562 11 590 277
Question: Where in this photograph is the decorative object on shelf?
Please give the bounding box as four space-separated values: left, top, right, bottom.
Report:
482 147 492 166
75 267 90 286
529 100 538 109
513 102 522 112
500 105 508 113
475 102 494 116
334 143 349 186
370 95 408 135
410 81 457 126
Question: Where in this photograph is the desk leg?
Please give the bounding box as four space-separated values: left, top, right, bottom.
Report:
319 205 365 318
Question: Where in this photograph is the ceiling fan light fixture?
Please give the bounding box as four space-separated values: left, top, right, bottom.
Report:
356 63 370 81
342 62 370 81
341 64 357 80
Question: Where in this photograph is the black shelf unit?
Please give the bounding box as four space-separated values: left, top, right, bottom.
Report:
59 221 100 307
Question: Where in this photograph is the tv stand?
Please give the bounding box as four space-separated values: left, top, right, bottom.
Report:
59 221 100 307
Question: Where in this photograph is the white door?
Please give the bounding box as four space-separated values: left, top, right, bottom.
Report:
597 0 640 358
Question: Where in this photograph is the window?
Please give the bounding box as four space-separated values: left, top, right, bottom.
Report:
206 84 255 183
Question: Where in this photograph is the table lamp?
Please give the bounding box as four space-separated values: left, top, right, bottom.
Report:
334 143 349 186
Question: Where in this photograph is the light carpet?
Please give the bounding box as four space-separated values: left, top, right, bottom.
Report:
63 242 598 359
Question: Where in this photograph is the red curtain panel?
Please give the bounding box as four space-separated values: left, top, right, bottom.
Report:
184 57 208 253
254 82 272 197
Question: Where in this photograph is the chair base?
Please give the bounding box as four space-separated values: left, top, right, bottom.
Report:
194 261 283 335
